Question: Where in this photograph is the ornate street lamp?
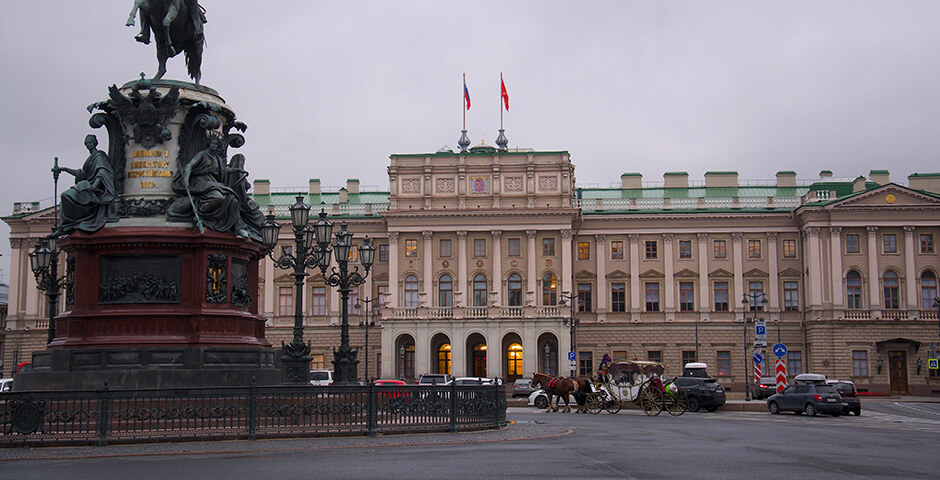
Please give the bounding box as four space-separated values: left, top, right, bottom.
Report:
558 292 580 376
356 297 378 383
741 293 769 402
261 196 375 385
29 237 68 345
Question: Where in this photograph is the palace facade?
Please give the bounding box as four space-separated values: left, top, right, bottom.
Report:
5 145 940 395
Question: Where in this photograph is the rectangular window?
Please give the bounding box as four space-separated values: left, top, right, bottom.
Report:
577 241 591 260
788 351 803 376
542 238 555 256
921 234 935 254
845 234 860 254
404 239 418 257
508 238 521 257
748 282 765 310
716 351 731 376
473 238 486 257
578 352 593 377
748 239 762 258
645 283 660 312
682 350 697 367
378 244 389 262
883 234 897 253
309 353 325 371
312 286 327 315
784 281 799 311
611 241 624 260
852 350 869 377
783 239 797 258
278 287 293 316
611 283 626 312
613 350 628 362
679 282 694 311
439 239 452 258
679 240 692 259
645 241 657 259
348 247 358 262
647 350 662 363
577 283 592 312
713 282 729 312
713 240 727 259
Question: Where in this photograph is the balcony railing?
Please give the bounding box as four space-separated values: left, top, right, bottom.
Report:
575 196 803 212
384 305 568 321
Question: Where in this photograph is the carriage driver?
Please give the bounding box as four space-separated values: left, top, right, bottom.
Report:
127 0 207 45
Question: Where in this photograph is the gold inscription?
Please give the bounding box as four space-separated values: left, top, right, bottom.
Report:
140 181 157 189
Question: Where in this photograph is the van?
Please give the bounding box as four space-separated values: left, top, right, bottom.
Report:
309 370 334 386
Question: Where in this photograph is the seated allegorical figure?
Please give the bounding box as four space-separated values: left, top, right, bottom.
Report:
54 134 119 234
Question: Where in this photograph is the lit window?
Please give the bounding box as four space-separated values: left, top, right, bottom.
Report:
578 242 590 260
438 344 452 375
610 241 624 260
748 240 761 258
783 239 797 258
508 343 523 376
713 240 727 259
542 273 557 305
404 239 418 257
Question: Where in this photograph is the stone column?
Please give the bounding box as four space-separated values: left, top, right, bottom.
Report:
388 232 399 308
766 232 779 310
457 231 468 307
451 323 465 376
491 230 503 305
487 323 500 378
561 230 573 297
415 322 430 376
904 226 917 308
8 238 23 318
829 227 843 310
629 234 641 318
732 233 744 312
595 235 607 316
866 227 881 312
423 231 433 303
697 233 709 313
663 233 675 313
806 227 822 309
526 230 537 305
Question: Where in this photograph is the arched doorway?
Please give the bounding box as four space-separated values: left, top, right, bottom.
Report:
395 334 415 382
466 333 487 377
502 332 523 381
537 332 559 376
431 332 452 375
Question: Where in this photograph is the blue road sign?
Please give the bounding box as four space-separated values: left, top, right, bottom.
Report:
568 351 576 361
773 343 788 357
755 325 766 337
753 352 764 364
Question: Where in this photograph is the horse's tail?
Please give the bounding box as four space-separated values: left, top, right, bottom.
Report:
185 41 203 84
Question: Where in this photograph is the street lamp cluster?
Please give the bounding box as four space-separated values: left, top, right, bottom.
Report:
559 292 580 376
261 195 374 385
28 236 67 344
355 297 379 383
741 292 768 402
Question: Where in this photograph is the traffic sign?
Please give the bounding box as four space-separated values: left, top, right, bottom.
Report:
755 321 766 339
775 359 788 393
753 340 767 348
753 352 764 364
929 358 939 370
568 351 576 361
754 362 762 384
773 343 788 357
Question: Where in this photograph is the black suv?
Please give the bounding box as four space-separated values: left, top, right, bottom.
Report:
827 380 861 416
675 377 726 412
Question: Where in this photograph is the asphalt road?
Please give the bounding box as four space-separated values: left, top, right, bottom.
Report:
2 402 939 479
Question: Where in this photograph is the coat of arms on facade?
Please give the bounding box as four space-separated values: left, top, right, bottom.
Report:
470 176 489 194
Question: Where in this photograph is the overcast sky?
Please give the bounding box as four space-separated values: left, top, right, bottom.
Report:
1 1 939 282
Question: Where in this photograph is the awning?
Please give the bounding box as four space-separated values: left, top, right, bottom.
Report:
875 338 922 353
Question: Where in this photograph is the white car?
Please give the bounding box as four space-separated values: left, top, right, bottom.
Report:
309 370 333 386
0 378 12 393
454 376 502 386
527 389 577 410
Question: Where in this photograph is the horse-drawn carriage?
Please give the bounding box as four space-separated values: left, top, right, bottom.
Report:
585 361 688 416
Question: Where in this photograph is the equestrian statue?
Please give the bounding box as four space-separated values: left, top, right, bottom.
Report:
126 0 206 84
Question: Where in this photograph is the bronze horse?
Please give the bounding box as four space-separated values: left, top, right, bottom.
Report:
531 373 590 413
127 0 205 83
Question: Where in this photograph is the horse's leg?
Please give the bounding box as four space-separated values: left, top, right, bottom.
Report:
126 0 141 26
163 2 180 56
154 48 167 80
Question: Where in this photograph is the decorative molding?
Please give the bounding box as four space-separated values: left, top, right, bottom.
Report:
628 234 640 243
422 231 433 240
561 230 573 239
230 259 252 307
490 230 502 240
9 238 22 249
866 226 879 235
829 227 841 236
662 233 674 242
765 232 778 240
696 233 708 242
731 232 743 241
119 198 172 217
504 176 523 192
903 226 915 236
595 234 606 244
469 176 489 194
526 230 537 239
456 231 467 239
436 177 455 193
206 253 227 304
388 232 399 242
401 178 421 194
537 175 558 191
806 227 820 237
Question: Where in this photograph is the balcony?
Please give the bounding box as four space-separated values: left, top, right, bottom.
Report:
385 305 568 321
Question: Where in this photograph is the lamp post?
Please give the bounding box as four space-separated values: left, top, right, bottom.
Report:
544 343 551 375
356 297 378 383
29 236 68 345
399 346 405 381
558 292 580 376
261 195 375 385
741 293 769 402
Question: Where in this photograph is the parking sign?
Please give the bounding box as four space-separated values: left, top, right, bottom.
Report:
568 351 576 361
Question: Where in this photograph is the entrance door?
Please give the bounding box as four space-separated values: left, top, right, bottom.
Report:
889 351 908 394
472 343 487 377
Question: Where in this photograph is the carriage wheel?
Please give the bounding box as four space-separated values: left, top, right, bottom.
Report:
605 399 622 414
666 389 688 416
585 394 603 415
640 386 663 416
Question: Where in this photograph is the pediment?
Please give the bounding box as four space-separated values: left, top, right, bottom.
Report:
779 268 801 278
675 268 698 278
828 184 940 209
575 270 597 280
708 268 733 278
274 273 294 283
744 268 768 278
373 272 389 282
639 269 664 279
606 269 630 279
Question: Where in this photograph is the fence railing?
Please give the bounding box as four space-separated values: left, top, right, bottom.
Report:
0 384 506 447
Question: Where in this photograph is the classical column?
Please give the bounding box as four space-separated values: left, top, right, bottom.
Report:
7 238 22 317
423 230 433 303
904 226 917 308
806 227 822 309
491 230 503 305
732 233 744 312
561 230 573 296
388 232 400 308
766 232 779 310
697 233 710 312
663 233 675 313
866 227 881 311
629 234 641 316
595 235 607 315
415 323 430 375
457 231 468 307
829 227 844 309
526 230 537 305
451 323 466 376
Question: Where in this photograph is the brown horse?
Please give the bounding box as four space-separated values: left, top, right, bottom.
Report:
532 373 589 413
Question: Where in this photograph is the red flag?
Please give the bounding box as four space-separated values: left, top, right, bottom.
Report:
500 77 509 111
464 80 471 110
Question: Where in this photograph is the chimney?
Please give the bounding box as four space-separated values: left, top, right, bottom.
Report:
705 171 738 188
338 187 348 203
908 173 940 195
819 170 833 180
621 173 642 189
346 178 360 195
852 176 867 193
869 170 890 185
664 172 689 189
308 179 321 195
775 171 797 188
252 179 270 195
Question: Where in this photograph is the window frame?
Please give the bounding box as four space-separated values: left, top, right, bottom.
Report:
278 286 293 316
747 239 762 259
473 238 486 258
378 244 389 262
678 240 692 259
577 241 591 260
845 234 860 254
577 283 592 312
438 274 453 307
644 282 660 312
883 270 900 309
404 274 419 308
921 271 938 310
611 283 626 312
679 281 694 311
439 239 452 258
713 240 727 259
846 270 863 309
610 240 624 260
921 234 935 254
311 286 327 315
472 274 488 307
783 281 799 311
404 239 418 257
507 273 523 307
713 281 729 312
852 350 869 377
782 239 798 258
645 241 658 260
542 238 556 256
883 233 897 254
508 238 521 257
716 351 731 377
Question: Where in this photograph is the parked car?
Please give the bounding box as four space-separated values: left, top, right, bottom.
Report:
454 376 501 386
827 379 861 416
682 362 710 378
309 370 334 386
512 378 535 397
754 376 778 399
767 378 845 416
527 389 576 410
675 376 726 412
373 379 407 399
373 379 406 387
417 374 453 385
0 378 12 393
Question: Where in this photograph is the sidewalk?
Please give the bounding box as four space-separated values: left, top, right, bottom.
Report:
507 394 940 412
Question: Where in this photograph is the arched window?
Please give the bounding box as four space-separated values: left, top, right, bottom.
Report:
846 270 862 309
921 271 937 309
404 274 419 308
438 274 453 307
508 273 523 306
883 271 900 309
472 274 488 307
542 273 557 305
507 343 523 376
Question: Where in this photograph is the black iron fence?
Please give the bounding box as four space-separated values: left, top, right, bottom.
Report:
0 383 507 446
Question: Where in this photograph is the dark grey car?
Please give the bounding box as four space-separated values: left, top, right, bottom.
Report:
675 377 726 412
767 383 844 416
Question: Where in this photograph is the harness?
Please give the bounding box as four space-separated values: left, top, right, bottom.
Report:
547 377 559 389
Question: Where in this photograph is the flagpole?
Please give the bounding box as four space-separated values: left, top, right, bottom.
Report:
463 72 467 131
500 72 504 130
